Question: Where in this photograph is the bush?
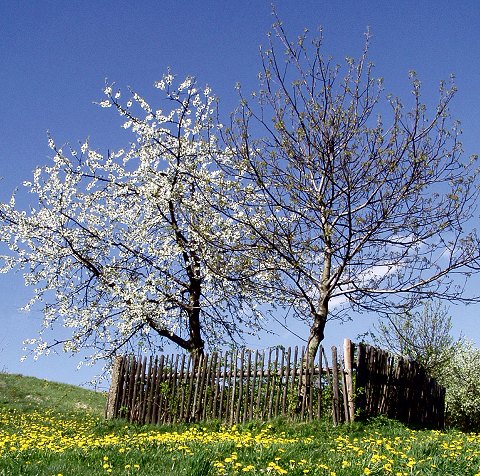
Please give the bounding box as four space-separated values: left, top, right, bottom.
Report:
438 340 480 431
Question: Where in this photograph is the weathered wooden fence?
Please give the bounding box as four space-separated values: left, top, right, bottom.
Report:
355 344 445 428
105 339 445 429
105 342 354 425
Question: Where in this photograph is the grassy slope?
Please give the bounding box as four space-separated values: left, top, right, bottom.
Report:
0 371 106 416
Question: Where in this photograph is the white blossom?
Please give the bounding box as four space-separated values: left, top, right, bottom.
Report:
0 72 271 374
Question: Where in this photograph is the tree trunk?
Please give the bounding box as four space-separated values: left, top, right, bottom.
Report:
296 224 332 411
296 304 328 412
188 306 205 357
187 274 205 357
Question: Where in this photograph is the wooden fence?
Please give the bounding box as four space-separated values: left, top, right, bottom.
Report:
355 344 445 428
105 339 445 429
105 341 354 426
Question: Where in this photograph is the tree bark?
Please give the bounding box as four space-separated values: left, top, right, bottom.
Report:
296 301 328 412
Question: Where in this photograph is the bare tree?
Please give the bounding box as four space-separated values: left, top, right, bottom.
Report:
371 300 457 376
223 18 480 371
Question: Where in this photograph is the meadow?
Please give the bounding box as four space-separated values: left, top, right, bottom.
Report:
1 373 480 475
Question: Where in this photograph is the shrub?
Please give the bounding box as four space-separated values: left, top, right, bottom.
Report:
438 339 480 431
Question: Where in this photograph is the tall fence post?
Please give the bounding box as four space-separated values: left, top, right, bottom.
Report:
331 346 340 425
343 338 355 422
105 355 124 419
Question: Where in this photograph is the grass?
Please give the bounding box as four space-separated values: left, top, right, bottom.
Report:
1 373 480 475
0 371 105 416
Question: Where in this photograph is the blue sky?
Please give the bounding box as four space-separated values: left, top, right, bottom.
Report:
1 1 479 389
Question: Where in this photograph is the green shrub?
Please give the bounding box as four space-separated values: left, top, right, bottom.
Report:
438 339 480 431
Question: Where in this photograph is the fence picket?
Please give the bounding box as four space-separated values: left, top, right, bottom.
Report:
169 354 180 424
197 354 209 421
206 352 217 420
185 354 196 422
309 351 314 421
291 346 298 417
263 349 272 420
138 357 148 424
249 350 258 421
212 352 221 420
317 349 322 420
282 347 290 416
243 350 251 423
331 347 340 425
219 352 228 421
275 348 285 418
178 354 188 422
299 346 306 421
236 350 244 423
268 348 278 419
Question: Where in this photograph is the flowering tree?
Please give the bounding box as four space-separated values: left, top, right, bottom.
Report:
0 72 262 365
439 339 480 430
224 19 480 369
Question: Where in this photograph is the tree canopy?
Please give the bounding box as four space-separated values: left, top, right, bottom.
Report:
223 19 480 363
0 73 263 364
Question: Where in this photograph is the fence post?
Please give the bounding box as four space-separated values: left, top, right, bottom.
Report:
331 346 340 425
105 355 124 419
344 338 355 422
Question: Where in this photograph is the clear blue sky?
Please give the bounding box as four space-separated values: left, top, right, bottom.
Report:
1 1 479 389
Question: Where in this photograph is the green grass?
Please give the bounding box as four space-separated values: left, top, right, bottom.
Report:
1 373 480 475
0 371 106 416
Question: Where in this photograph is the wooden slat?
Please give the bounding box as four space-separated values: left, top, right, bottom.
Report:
164 354 174 423
275 348 284 417
331 347 341 425
308 350 314 421
243 350 251 423
140 356 149 423
282 347 291 416
146 356 158 424
262 348 272 420
255 350 265 419
342 367 350 423
197 354 209 421
205 352 218 418
291 347 298 418
235 349 244 424
169 354 180 424
158 354 167 422
317 347 323 420
268 348 278 419
126 356 139 421
299 347 306 421
178 354 189 422
219 352 228 421
185 354 196 422
212 352 222 420
230 350 238 425
192 354 205 422
249 350 258 421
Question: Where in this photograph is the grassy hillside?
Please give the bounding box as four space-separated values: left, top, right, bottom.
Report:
1 372 480 475
0 371 106 416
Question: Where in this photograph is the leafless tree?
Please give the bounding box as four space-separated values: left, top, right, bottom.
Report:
372 300 457 376
223 17 480 372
